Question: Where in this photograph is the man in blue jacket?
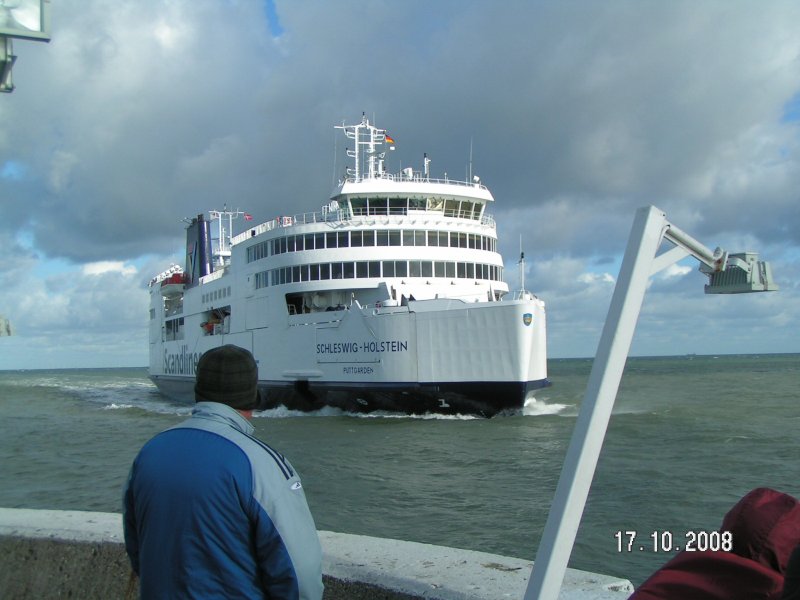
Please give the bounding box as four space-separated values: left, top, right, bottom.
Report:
123 345 324 599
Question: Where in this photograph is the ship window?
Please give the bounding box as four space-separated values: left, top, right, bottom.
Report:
415 230 426 246
165 317 185 341
315 232 325 249
303 233 314 250
409 261 421 277
434 261 445 277
409 197 426 211
369 261 380 277
331 262 343 279
150 308 155 320
402 230 414 246
457 233 468 248
383 261 395 277
446 262 455 278
389 230 401 246
309 264 319 281
421 261 433 278
288 236 296 252
427 197 444 212
298 235 307 252
350 198 367 216
351 231 363 247
300 265 310 281
338 231 349 247
457 262 466 278
444 199 459 217
467 263 474 279
356 261 368 278
395 260 408 277
461 202 474 219
476 263 484 279
369 197 388 215
468 234 477 249
377 230 389 246
326 232 337 248
343 262 355 278
427 231 439 246
389 198 407 215
362 230 375 246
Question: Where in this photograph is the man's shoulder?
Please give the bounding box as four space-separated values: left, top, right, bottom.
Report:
174 417 297 482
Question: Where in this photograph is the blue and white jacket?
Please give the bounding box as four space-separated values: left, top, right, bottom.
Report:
123 402 324 599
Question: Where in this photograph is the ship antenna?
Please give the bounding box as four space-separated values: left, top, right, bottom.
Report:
332 125 338 188
469 136 473 183
518 235 526 294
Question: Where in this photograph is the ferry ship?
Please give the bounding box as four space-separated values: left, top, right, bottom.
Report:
148 116 549 416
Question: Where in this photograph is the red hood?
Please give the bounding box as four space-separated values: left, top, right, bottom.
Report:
721 487 800 574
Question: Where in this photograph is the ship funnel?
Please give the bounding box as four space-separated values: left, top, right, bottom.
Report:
184 213 213 288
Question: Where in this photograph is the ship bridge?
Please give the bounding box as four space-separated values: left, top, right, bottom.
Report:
332 114 494 221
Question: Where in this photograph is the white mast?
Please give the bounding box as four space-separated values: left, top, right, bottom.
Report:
208 206 245 267
335 114 392 181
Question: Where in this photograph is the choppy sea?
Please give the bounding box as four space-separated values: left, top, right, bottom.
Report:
0 353 797 586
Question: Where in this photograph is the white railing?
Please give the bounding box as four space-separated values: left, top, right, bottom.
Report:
231 208 495 246
343 173 489 191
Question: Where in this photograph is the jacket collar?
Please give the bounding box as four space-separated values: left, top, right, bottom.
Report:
191 402 254 435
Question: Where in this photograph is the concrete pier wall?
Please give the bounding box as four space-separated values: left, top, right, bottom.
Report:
0 508 633 599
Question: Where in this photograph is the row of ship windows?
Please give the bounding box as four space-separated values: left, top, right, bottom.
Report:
247 229 497 263
348 197 482 220
254 260 504 289
201 286 232 304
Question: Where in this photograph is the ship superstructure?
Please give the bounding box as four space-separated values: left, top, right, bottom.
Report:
148 116 549 415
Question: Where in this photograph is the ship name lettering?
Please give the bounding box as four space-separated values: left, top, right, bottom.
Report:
163 345 201 375
316 341 360 354
361 340 408 353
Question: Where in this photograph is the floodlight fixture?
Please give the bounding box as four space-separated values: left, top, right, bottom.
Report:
0 0 50 92
0 0 50 41
525 205 779 600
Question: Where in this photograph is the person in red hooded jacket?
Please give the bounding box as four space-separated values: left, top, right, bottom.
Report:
629 487 800 600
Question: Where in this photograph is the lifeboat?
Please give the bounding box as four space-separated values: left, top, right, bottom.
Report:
161 272 186 297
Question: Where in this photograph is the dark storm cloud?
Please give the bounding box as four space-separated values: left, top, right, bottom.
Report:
0 0 798 365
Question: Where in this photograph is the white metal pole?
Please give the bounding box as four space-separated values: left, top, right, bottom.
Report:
524 206 668 599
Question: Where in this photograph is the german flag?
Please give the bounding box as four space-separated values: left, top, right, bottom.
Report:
385 133 395 145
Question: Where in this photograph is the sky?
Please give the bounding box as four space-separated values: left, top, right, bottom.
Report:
1 0 798 369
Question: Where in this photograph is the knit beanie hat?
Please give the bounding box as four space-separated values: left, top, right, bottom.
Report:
194 345 258 410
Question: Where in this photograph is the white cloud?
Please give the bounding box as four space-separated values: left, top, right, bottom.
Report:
82 261 137 277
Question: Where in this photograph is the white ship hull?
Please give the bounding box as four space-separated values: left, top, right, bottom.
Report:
150 295 548 416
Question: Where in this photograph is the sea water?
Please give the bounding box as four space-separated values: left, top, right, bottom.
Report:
0 353 797 586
